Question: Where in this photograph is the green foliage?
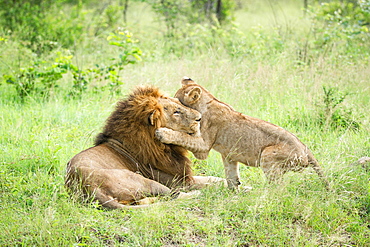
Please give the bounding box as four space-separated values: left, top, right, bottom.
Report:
3 53 71 101
151 0 190 36
149 0 235 37
307 0 370 58
92 2 128 36
2 30 142 101
107 29 143 65
68 29 142 98
189 0 235 24
317 86 361 131
0 0 85 54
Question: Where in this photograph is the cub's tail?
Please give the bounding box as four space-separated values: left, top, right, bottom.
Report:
308 153 330 190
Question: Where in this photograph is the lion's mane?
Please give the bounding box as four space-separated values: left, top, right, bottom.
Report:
95 86 194 184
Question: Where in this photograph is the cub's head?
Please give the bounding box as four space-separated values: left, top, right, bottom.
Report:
151 96 202 137
174 77 210 113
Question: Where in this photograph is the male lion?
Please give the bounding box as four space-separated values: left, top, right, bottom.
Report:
66 85 222 209
156 78 329 190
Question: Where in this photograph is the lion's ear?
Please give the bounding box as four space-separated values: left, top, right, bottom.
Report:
184 86 202 104
149 110 156 125
181 76 195 86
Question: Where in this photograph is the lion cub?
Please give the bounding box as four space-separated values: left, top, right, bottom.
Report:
156 77 329 190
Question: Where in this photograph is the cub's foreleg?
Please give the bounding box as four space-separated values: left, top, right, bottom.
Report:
155 128 210 158
222 155 241 190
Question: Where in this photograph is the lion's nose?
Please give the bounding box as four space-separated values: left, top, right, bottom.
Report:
196 117 201 122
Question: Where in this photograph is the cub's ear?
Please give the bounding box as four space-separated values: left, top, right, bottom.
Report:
148 110 157 125
181 76 195 86
184 86 202 104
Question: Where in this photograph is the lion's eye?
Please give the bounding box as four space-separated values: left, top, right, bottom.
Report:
174 110 181 115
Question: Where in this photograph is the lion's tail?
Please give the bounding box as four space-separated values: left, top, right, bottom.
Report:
308 152 330 190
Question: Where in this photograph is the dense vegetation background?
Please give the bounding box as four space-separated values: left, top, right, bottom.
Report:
0 0 369 246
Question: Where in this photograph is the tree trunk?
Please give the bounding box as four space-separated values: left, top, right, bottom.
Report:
123 0 129 23
216 0 222 23
303 0 308 16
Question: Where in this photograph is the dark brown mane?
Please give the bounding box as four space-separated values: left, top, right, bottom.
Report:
95 85 193 184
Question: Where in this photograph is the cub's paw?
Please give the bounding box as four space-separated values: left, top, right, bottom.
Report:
193 152 208 160
155 127 174 143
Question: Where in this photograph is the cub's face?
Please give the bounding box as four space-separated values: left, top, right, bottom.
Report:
175 84 206 114
174 77 208 114
159 97 201 137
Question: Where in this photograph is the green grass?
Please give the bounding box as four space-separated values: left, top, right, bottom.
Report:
1 0 369 246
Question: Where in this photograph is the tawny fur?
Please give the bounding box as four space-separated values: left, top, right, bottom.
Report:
156 78 329 190
66 85 220 209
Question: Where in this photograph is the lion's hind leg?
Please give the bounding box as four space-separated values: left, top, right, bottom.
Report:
78 167 173 209
94 188 150 209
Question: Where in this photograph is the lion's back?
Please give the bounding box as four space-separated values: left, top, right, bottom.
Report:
67 144 128 171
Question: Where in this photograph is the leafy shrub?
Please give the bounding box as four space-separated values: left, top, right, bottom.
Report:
0 1 85 54
305 0 370 61
3 29 142 101
3 54 72 101
68 29 142 98
316 86 360 131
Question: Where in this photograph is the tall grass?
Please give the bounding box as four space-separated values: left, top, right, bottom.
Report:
1 0 369 246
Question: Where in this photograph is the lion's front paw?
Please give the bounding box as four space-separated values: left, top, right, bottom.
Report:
176 190 202 199
155 127 173 144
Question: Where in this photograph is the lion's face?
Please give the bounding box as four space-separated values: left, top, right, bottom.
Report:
158 97 201 137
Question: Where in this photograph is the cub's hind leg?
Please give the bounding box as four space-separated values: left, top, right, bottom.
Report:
259 145 288 183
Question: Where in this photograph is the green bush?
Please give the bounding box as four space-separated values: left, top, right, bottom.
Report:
3 54 72 101
0 0 86 54
68 29 142 98
2 29 142 101
307 0 370 58
316 86 361 131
